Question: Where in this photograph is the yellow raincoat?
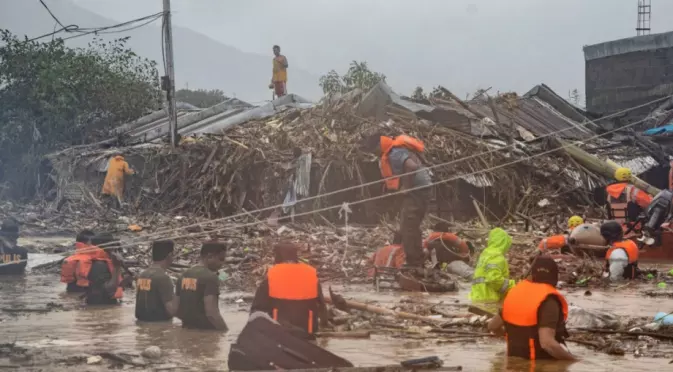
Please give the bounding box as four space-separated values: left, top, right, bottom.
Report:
102 155 134 200
469 228 515 307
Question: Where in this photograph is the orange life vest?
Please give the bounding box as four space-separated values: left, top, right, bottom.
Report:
61 242 90 284
537 234 568 252
606 182 651 226
424 232 470 262
268 262 319 334
605 240 639 279
501 280 569 360
379 135 425 191
369 244 405 277
60 245 122 299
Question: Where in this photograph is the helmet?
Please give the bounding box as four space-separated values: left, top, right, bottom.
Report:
600 220 623 241
614 167 632 182
567 215 584 229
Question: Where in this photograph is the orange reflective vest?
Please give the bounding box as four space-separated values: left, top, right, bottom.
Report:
501 280 569 360
268 262 319 334
537 234 568 252
605 240 639 279
379 135 425 191
424 232 470 260
60 245 122 299
605 182 652 225
369 244 405 277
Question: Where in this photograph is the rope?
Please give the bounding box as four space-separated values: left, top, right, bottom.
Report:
92 93 673 250
2 106 665 269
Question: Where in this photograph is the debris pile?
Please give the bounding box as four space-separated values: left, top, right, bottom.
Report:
48 91 599 225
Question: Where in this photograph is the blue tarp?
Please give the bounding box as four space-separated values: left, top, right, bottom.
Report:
644 123 673 136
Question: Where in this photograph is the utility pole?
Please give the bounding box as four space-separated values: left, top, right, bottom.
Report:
162 0 178 147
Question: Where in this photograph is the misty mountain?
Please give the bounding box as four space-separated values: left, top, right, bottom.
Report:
0 0 322 102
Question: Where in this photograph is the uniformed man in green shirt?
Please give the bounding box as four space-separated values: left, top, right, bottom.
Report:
135 240 176 322
176 241 228 331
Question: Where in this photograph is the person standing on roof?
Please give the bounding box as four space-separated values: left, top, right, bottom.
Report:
269 45 288 98
606 167 652 231
363 134 432 268
470 228 514 310
102 154 135 208
537 216 584 253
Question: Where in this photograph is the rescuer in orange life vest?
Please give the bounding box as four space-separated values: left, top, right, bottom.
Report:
606 167 652 231
600 220 640 281
537 216 584 253
424 222 473 266
369 232 405 277
250 243 328 337
488 255 576 362
363 133 432 268
63 233 132 305
61 229 96 293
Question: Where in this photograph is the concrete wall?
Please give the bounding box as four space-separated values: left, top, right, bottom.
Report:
584 31 673 115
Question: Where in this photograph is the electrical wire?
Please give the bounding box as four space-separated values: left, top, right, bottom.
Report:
94 93 673 249
107 108 673 250
60 13 163 41
39 0 69 30
1 106 670 268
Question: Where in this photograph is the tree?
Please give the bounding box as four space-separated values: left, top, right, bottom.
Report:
410 86 427 100
0 30 161 197
175 88 228 108
319 61 386 95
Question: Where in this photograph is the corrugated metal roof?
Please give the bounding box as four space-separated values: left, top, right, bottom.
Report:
469 96 592 140
118 95 313 143
610 155 660 175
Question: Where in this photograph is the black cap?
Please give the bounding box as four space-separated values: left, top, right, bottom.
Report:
531 255 559 286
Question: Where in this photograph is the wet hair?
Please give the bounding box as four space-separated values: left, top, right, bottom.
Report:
531 255 559 286
200 241 227 257
392 232 403 245
273 45 280 50
274 242 300 263
91 233 115 247
151 240 174 261
76 230 95 244
433 222 450 232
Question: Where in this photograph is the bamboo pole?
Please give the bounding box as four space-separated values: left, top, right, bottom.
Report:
558 139 660 195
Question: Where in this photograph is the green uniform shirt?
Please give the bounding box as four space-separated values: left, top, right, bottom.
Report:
176 265 220 329
135 266 174 322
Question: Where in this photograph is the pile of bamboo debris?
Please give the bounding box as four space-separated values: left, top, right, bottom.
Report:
47 95 608 224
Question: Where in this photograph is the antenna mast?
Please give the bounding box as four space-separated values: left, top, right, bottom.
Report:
636 0 652 36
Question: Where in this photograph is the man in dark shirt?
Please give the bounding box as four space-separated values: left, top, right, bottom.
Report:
0 219 27 275
176 241 228 331
136 240 176 322
250 243 328 335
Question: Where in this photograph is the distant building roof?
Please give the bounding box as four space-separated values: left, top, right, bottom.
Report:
583 31 673 61
117 94 313 144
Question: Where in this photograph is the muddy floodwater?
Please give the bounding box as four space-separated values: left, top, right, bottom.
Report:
0 253 671 371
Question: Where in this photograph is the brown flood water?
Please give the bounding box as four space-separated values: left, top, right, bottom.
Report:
0 254 671 371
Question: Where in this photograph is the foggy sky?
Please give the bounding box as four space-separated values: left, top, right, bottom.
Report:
43 1 673 102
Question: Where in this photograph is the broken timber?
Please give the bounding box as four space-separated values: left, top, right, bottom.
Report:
556 139 660 195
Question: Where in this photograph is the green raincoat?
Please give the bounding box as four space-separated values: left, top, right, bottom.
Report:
469 228 515 305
